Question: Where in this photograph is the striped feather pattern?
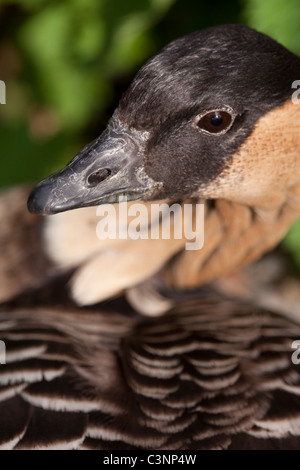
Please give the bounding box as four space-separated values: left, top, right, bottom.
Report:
1 293 300 450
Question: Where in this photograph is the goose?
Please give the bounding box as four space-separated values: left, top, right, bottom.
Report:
1 23 300 450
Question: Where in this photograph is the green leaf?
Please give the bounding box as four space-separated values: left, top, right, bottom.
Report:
244 0 300 55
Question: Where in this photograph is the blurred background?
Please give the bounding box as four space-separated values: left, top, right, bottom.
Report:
0 0 300 272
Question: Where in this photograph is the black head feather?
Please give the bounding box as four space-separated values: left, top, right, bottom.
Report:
28 24 300 214
117 24 300 199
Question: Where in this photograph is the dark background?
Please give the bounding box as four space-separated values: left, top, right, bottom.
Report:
0 0 299 267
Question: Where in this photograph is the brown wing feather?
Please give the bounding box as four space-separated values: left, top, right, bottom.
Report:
1 293 300 450
0 187 55 303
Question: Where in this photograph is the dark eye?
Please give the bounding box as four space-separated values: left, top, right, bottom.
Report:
196 110 233 135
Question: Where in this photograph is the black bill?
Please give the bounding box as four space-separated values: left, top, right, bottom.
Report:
27 116 161 215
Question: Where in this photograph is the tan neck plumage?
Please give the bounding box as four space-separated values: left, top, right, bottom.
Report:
162 100 300 289
162 191 300 289
43 101 300 305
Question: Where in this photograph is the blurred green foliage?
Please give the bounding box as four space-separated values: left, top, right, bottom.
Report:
0 0 176 185
282 219 300 271
245 0 300 56
0 0 300 267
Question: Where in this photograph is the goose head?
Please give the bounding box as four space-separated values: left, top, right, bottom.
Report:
28 24 300 218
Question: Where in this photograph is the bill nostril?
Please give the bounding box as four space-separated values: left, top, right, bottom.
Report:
87 169 111 186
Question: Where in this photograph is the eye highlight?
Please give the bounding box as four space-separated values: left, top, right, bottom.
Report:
195 108 235 135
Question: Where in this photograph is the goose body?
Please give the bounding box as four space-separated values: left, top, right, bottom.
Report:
1 24 300 449
2 292 300 450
